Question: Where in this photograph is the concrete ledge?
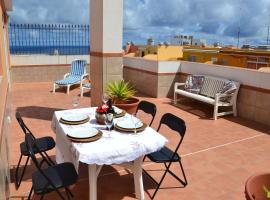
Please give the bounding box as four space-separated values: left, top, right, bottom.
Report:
123 57 270 126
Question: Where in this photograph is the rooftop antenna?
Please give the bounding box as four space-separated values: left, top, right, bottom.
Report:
267 14 270 45
237 26 240 48
237 0 242 48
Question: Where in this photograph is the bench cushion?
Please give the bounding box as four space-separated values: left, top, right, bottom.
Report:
184 75 204 94
175 89 215 105
199 77 226 98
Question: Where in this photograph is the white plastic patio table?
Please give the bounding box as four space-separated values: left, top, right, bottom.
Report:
51 107 167 200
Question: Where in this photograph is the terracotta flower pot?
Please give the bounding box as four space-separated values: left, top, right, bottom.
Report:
245 172 270 200
114 97 140 114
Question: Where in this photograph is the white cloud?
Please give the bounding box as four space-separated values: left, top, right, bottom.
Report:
9 0 270 45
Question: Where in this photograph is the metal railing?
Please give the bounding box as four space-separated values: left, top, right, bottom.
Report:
8 23 90 55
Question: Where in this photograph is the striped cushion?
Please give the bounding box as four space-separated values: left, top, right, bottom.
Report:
199 77 226 98
70 60 86 76
55 76 81 85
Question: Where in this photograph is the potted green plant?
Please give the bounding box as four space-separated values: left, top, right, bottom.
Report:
106 80 139 114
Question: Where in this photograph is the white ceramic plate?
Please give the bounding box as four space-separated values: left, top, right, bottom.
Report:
113 106 123 115
67 127 99 139
61 113 89 122
116 118 143 129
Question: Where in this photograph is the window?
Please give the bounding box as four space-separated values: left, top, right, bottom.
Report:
188 55 196 62
211 57 218 63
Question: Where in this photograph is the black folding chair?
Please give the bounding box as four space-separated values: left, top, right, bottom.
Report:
135 100 157 126
143 113 188 199
25 133 78 200
15 112 56 188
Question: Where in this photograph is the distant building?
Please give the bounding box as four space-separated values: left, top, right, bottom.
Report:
170 35 206 46
147 37 154 46
182 46 270 70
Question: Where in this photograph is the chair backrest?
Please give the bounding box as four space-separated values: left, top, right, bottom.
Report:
157 113 186 153
136 100 157 126
70 60 87 76
25 133 56 189
16 112 35 138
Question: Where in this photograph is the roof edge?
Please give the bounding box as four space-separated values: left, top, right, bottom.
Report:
2 0 13 12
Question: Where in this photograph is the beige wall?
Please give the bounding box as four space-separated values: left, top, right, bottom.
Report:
11 64 90 83
11 55 90 66
238 88 270 126
10 55 90 83
0 1 11 199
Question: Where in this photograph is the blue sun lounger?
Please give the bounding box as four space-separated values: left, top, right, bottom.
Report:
53 59 88 94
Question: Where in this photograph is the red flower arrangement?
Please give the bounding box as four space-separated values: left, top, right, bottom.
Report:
96 104 109 114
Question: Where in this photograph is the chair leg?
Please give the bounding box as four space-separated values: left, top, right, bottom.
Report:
164 161 187 186
27 186 33 200
233 103 237 117
179 160 188 186
67 85 70 95
65 187 74 198
151 168 169 199
15 155 30 188
80 87 83 97
53 83 56 93
55 189 67 200
65 189 71 200
43 151 55 165
213 104 218 120
40 193 45 200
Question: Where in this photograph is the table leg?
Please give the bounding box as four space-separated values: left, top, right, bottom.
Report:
89 164 97 200
133 156 144 200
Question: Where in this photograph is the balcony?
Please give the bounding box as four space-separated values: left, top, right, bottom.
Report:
8 65 270 199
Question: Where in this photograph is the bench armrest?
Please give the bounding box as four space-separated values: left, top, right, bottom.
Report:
174 82 185 91
215 93 235 103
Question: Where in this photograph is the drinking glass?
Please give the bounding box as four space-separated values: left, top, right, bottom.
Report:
131 113 140 134
72 96 79 108
102 93 109 105
105 113 114 137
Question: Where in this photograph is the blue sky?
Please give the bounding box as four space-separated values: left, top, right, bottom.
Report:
9 0 270 46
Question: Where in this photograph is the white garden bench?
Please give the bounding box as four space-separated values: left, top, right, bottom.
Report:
174 75 240 120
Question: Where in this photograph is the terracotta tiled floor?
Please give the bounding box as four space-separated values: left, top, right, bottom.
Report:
9 83 270 200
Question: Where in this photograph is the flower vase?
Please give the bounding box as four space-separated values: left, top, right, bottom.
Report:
95 112 106 124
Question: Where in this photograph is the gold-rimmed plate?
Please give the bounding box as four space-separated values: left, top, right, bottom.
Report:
67 130 103 143
114 123 147 133
114 110 126 118
59 116 90 125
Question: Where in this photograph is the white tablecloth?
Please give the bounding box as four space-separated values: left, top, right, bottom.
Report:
51 107 167 171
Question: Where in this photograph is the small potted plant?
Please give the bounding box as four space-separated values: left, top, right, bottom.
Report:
245 172 270 200
95 104 109 124
106 80 139 114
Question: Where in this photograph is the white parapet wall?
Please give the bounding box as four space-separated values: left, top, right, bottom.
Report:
10 55 90 83
11 54 90 66
123 56 270 126
124 57 270 90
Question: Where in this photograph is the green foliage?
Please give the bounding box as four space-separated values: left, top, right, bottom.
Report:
263 185 270 198
106 80 136 103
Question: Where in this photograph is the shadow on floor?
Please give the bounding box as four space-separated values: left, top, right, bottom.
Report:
9 155 57 185
165 98 213 120
16 106 64 121
166 97 270 134
51 84 80 94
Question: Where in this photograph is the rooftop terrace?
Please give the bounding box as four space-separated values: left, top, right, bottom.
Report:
9 82 270 200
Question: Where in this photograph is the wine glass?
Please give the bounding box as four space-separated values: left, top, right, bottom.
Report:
131 113 140 134
102 93 109 105
72 96 79 108
105 113 114 137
